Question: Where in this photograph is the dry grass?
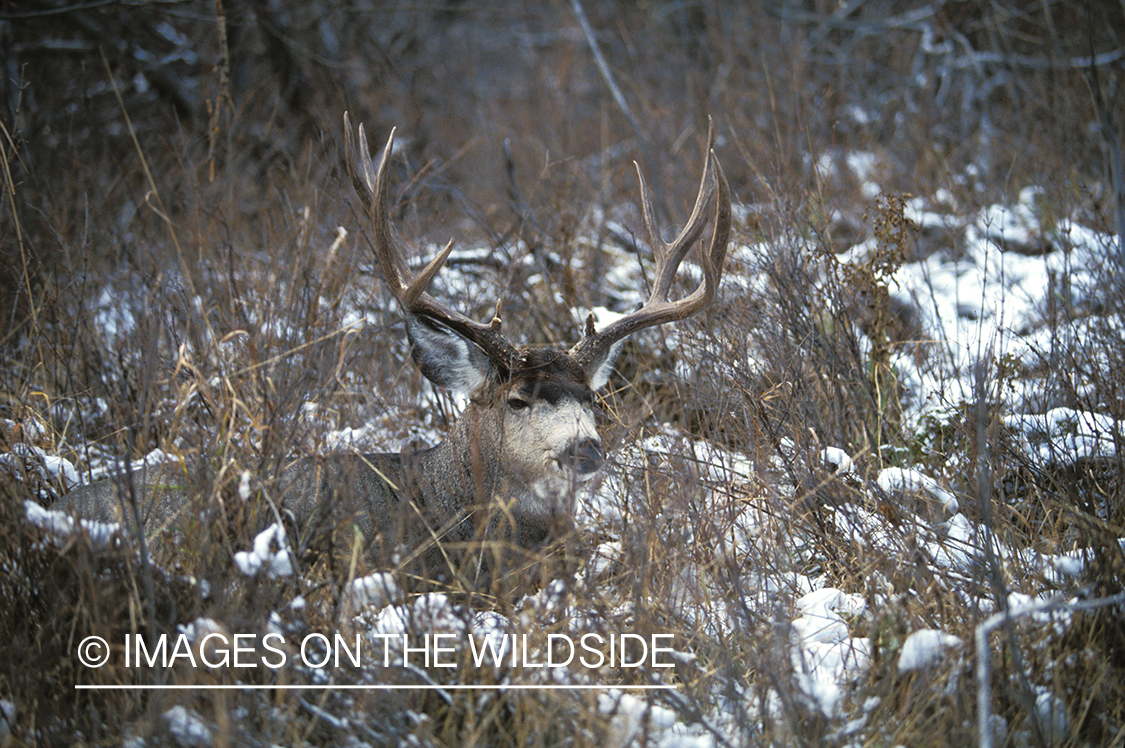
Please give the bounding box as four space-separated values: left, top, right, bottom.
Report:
2 1 1124 745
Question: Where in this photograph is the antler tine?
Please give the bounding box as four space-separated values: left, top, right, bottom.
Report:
699 152 730 305
637 127 717 308
343 113 376 210
570 126 730 369
640 121 717 302
344 114 519 370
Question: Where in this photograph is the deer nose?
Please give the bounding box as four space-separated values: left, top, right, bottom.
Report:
561 438 604 478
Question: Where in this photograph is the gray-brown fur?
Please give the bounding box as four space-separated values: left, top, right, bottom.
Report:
55 463 198 540
277 348 598 584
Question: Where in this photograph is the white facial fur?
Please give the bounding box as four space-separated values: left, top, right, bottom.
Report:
502 395 602 519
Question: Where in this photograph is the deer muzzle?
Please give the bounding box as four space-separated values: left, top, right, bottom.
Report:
559 438 605 479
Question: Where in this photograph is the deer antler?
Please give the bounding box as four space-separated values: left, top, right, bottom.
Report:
569 123 730 369
344 113 520 373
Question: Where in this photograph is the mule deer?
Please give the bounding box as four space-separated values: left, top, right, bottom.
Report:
56 114 730 590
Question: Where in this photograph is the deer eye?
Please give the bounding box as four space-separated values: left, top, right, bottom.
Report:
507 397 531 412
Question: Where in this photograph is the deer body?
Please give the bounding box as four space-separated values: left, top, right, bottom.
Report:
277 347 605 581
55 115 730 589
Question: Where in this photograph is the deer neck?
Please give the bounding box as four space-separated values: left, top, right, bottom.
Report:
405 403 557 549
407 403 502 509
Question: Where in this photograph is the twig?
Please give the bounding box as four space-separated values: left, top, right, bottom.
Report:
975 591 1125 748
1084 0 1125 274
568 0 645 144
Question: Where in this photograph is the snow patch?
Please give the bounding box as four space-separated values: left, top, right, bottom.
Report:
897 629 963 672
233 524 294 578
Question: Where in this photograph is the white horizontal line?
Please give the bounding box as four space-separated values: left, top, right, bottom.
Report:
75 683 676 691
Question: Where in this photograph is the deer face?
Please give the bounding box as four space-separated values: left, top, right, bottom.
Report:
407 313 611 519
495 350 605 518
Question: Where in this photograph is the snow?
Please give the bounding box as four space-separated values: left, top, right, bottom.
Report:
821 446 855 475
0 699 13 746
24 500 120 548
346 572 404 612
598 691 691 748
1005 407 1122 465
897 629 963 673
93 285 138 341
877 467 959 514
793 636 872 718
790 589 872 717
1032 687 1070 744
81 448 181 484
0 444 80 490
233 523 294 578
887 191 1112 431
162 705 212 747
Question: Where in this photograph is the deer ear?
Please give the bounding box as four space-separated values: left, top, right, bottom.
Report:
405 313 493 395
583 337 626 391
